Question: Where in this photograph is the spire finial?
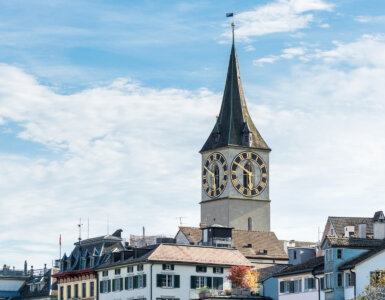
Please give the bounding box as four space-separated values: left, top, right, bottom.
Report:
226 11 236 45
231 22 235 45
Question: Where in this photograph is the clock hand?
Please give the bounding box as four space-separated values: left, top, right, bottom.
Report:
248 173 253 189
234 162 252 174
204 166 214 177
204 166 217 190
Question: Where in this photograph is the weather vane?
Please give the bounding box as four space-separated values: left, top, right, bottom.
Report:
226 11 236 42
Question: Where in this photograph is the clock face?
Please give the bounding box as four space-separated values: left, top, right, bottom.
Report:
230 151 268 197
202 152 228 198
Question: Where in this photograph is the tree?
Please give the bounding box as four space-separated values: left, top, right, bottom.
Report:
227 265 259 292
358 269 385 300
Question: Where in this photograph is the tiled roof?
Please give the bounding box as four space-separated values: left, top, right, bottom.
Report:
339 241 385 270
325 236 384 249
97 244 253 270
148 244 253 266
274 256 324 277
177 227 288 260
258 265 289 282
329 216 374 237
200 42 269 152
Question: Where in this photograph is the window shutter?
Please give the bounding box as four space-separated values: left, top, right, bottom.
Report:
108 280 111 292
133 276 138 289
162 264 166 270
196 266 199 272
203 266 207 272
207 277 212 288
125 277 128 290
174 275 180 288
213 277 218 288
171 264 174 270
289 281 294 293
220 267 224 273
213 267 216 274
143 274 147 288
120 278 123 291
279 281 284 293
157 274 162 287
100 281 103 293
321 277 324 290
191 276 196 289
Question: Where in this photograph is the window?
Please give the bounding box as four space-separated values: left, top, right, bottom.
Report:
243 162 252 188
67 285 71 298
337 249 342 259
125 276 133 290
156 274 180 288
112 278 123 291
195 276 206 288
293 279 302 293
59 286 63 300
74 284 78 298
82 282 86 298
127 266 134 273
213 277 224 290
100 280 110 293
324 273 333 289
370 271 385 284
102 270 109 277
137 264 144 272
90 281 94 297
196 266 207 273
304 278 316 290
279 279 302 294
213 267 224 274
331 228 335 235
133 274 146 289
157 298 180 300
345 272 355 287
248 217 252 231
115 268 121 275
325 249 333 262
162 264 174 271
293 250 297 260
338 273 343 287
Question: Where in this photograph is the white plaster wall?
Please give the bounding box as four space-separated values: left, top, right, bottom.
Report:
278 273 319 300
356 249 385 296
0 278 26 291
344 286 354 300
98 262 232 300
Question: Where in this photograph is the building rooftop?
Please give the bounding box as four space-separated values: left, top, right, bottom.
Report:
273 256 324 278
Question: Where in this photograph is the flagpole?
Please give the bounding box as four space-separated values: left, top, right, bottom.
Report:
59 234 62 260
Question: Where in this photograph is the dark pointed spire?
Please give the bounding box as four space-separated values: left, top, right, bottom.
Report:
200 31 270 153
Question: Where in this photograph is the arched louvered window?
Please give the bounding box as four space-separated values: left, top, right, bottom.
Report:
243 162 252 188
214 164 220 189
248 217 252 231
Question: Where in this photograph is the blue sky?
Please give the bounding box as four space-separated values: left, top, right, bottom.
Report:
0 0 385 268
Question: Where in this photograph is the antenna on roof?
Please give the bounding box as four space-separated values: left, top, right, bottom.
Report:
78 218 83 242
87 217 89 239
176 217 187 226
107 216 109 235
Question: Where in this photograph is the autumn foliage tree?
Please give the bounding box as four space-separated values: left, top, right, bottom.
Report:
357 269 385 300
227 265 259 292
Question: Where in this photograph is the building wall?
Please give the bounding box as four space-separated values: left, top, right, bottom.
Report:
98 262 232 300
355 249 385 297
57 274 96 300
262 277 278 300
277 273 319 300
288 248 316 265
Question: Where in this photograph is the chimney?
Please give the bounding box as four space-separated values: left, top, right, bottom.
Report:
358 224 367 238
24 261 27 275
373 220 385 240
44 264 47 274
199 222 207 228
344 226 355 237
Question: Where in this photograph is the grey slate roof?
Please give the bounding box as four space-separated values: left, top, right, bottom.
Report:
339 241 385 270
258 265 289 282
200 42 269 152
273 256 324 277
328 216 374 237
324 236 384 249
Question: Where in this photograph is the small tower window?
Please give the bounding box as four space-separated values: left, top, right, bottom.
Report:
214 164 220 189
214 133 220 143
248 217 252 231
243 162 252 187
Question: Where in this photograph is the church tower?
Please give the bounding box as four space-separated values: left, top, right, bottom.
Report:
200 28 271 232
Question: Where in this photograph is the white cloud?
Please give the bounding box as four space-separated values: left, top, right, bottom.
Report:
354 15 385 23
244 45 255 52
254 46 306 65
222 0 333 42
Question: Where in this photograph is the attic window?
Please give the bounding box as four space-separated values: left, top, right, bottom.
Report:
214 133 220 144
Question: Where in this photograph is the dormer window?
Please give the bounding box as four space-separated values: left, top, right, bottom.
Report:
244 132 252 145
214 133 220 143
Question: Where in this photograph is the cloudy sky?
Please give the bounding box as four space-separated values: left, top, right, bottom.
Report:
1 0 385 268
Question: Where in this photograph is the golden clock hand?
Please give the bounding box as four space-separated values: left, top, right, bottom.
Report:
204 166 214 177
234 162 252 174
248 173 253 189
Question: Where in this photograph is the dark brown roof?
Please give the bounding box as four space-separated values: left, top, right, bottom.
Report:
258 265 289 282
200 42 269 152
339 241 385 270
324 236 384 249
274 256 324 277
329 216 374 237
177 227 288 260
